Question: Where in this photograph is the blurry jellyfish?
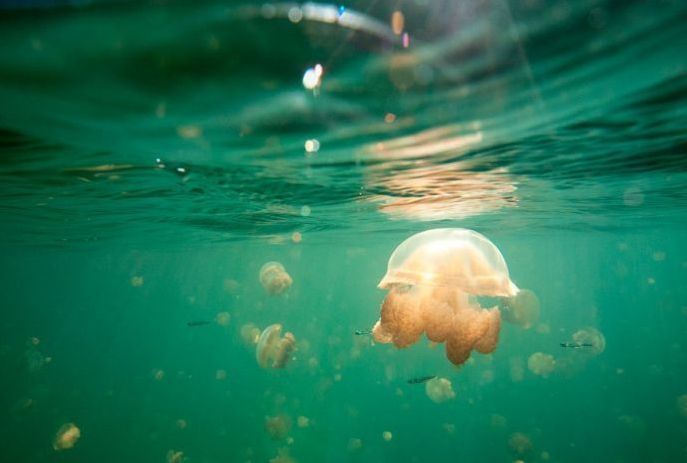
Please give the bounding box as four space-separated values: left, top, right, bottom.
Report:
509 356 525 382
166 450 187 463
256 324 297 369
297 416 310 428
215 369 227 380
53 422 81 451
270 447 296 463
265 414 292 440
508 432 533 455
372 229 521 366
347 438 363 452
382 430 393 441
527 352 556 377
572 327 606 356
130 276 144 287
490 414 508 428
499 289 540 330
259 262 293 295
215 311 231 327
443 423 456 435
677 394 687 418
240 323 261 346
425 377 456 403
175 419 187 429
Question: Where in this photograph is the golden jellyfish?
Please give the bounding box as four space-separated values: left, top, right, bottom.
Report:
259 262 293 295
166 450 187 463
508 432 533 456
372 229 521 366
499 289 540 330
240 323 261 346
265 414 292 440
527 352 556 377
215 311 231 327
53 422 81 451
425 377 456 403
269 448 296 463
256 324 296 369
572 327 606 356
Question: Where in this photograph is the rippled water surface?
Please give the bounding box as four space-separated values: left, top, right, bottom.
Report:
1 1 686 462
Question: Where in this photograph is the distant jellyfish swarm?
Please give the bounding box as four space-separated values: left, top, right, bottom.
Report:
260 262 293 295
256 324 296 369
425 377 456 403
372 228 520 366
499 289 540 330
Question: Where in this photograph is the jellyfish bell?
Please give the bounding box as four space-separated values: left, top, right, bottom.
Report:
499 289 540 330
256 324 297 369
265 414 292 440
572 327 605 356
425 377 456 403
259 262 293 295
53 422 81 451
527 352 556 377
373 228 521 366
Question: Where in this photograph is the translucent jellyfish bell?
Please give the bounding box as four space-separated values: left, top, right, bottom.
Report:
256 324 296 369
378 228 518 296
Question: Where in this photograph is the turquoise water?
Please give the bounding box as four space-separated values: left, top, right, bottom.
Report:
1 1 686 462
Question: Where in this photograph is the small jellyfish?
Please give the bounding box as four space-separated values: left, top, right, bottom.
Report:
508 432 533 456
677 394 687 418
53 422 81 451
166 449 187 463
527 352 556 377
259 262 293 295
256 324 296 369
270 447 296 463
297 416 310 428
382 430 393 441
572 327 606 356
499 289 540 330
215 311 231 327
425 377 456 403
265 414 292 440
347 438 363 452
372 229 521 366
240 323 261 346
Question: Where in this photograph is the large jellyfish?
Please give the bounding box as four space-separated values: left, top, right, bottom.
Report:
372 229 520 366
260 262 293 295
256 324 296 369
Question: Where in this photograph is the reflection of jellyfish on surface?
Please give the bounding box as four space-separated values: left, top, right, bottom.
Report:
527 352 555 377
265 414 292 440
572 327 605 356
499 289 540 330
53 423 81 451
256 324 296 369
372 229 521 366
260 262 293 295
425 377 456 403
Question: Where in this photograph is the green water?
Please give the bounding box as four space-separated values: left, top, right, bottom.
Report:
1 0 686 462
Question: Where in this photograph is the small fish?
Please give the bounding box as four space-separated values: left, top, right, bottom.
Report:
187 320 212 327
354 329 372 336
407 375 436 384
560 342 594 349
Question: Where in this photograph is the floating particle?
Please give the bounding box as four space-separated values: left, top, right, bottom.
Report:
53 423 81 451
302 64 323 90
130 276 144 287
304 139 320 153
382 431 393 441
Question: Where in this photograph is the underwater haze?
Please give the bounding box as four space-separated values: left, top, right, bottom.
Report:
1 0 686 462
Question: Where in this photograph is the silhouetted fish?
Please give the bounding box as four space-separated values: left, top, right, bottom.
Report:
560 342 594 348
407 375 436 384
187 320 212 327
354 329 372 336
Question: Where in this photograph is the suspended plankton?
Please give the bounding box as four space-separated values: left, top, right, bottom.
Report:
259 262 293 295
256 324 296 369
499 289 540 330
425 377 456 403
372 228 521 366
53 422 81 451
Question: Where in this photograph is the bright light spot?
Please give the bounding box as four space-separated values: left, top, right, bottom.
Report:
304 139 320 153
302 64 324 90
